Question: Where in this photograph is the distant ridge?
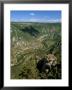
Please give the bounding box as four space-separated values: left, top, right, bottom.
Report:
11 21 61 24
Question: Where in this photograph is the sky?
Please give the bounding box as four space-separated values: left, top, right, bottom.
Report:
11 11 61 23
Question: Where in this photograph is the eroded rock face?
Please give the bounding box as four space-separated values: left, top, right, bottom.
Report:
47 54 57 67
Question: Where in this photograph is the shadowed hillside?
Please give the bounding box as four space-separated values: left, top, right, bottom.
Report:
21 26 39 37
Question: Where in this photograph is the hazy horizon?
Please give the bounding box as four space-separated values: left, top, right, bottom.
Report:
11 21 61 23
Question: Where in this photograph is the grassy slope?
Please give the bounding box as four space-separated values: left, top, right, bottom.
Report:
11 22 61 79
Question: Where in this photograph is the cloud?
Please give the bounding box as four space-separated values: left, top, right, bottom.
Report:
30 13 35 16
29 18 39 22
46 19 61 23
52 19 61 23
27 18 61 23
